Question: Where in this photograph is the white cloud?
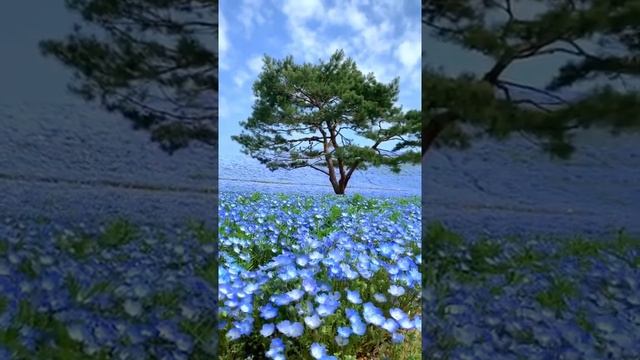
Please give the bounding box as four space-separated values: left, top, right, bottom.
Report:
286 21 325 62
282 0 324 21
360 20 394 54
395 39 420 69
238 0 271 36
275 0 419 102
219 10 230 69
247 55 264 74
358 57 393 83
233 71 251 88
325 2 368 31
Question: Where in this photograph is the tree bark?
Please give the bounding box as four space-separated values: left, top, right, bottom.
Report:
423 111 455 157
334 176 349 195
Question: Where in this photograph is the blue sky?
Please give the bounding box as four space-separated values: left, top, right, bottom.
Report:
219 0 421 158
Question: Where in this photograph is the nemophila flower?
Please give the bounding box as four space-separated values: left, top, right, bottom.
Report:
317 302 338 317
218 194 421 357
260 303 279 320
302 277 318 294
382 318 399 333
337 326 352 338
373 293 387 303
271 293 293 306
266 338 285 359
388 285 405 297
296 255 310 267
309 251 323 262
342 266 359 280
351 319 366 336
239 299 252 313
389 308 407 322
260 323 275 337
287 288 304 301
399 317 415 330
345 308 358 321
397 257 413 271
67 323 91 344
363 302 386 326
227 327 242 340
278 265 299 281
346 290 362 304
335 335 349 347
310 343 327 359
392 332 404 344
244 282 259 294
276 320 304 337
304 313 322 330
387 265 400 276
315 292 340 317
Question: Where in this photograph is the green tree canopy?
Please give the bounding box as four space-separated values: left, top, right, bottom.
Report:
233 50 421 195
40 0 217 153
422 0 640 159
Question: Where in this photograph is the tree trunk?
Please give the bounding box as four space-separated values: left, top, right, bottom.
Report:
423 111 455 157
333 178 347 195
422 120 444 156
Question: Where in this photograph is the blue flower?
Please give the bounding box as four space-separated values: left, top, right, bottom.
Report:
351 319 366 336
346 290 362 304
389 308 407 321
276 320 304 337
296 255 310 267
399 317 414 330
260 303 278 320
271 293 293 306
310 342 327 359
345 308 359 322
304 313 322 329
266 338 285 359
388 285 405 297
373 293 387 303
363 302 386 326
302 277 317 294
382 318 399 333
287 288 305 301
392 332 404 344
226 327 241 340
260 323 275 337
413 315 421 329
278 265 298 281
316 293 340 317
337 326 352 338
335 335 349 347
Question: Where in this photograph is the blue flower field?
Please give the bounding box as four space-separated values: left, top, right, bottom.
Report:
0 216 217 359
218 192 422 360
423 223 640 359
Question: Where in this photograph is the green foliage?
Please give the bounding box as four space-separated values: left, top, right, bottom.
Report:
422 0 640 158
233 50 421 194
99 218 138 248
187 220 217 245
535 276 578 313
39 0 217 153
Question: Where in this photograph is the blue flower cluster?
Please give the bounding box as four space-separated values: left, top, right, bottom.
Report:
0 216 216 359
424 223 640 359
219 192 421 359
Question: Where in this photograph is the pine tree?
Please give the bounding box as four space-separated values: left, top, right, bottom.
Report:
422 0 640 159
233 50 421 195
40 0 217 153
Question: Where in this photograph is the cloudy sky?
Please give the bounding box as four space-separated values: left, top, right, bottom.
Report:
219 0 421 157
